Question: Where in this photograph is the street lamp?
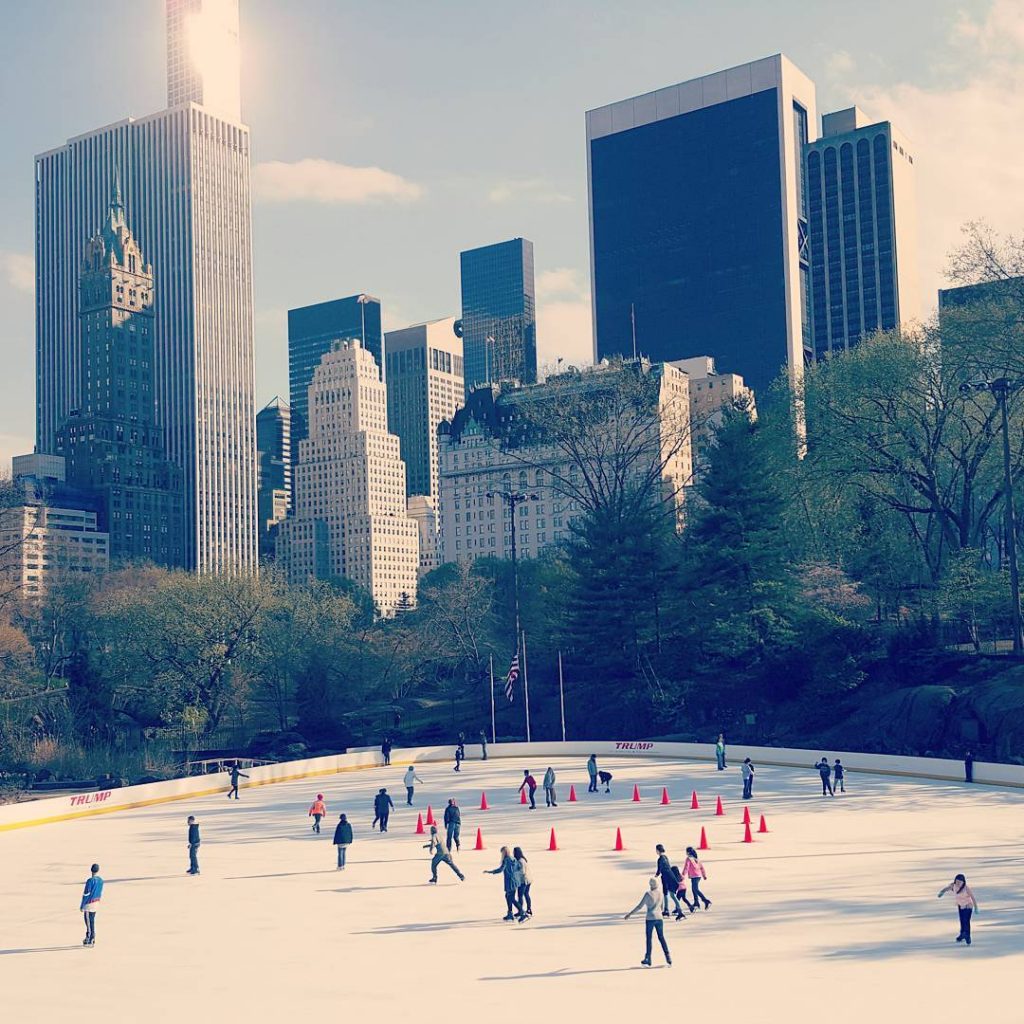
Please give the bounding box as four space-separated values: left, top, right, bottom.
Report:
486 490 539 654
960 376 1024 653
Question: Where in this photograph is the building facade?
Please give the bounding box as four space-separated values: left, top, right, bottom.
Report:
35 0 256 573
459 238 537 397
804 107 918 359
55 185 183 567
587 54 816 395
671 356 756 464
281 340 419 615
407 495 440 578
256 396 291 560
437 359 692 565
288 294 383 464
0 500 109 601
384 317 464 500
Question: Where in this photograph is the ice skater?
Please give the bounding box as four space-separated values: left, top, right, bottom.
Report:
425 825 465 883
938 873 979 945
519 769 538 809
308 793 327 833
484 845 524 921
816 757 834 796
742 757 755 800
598 770 613 794
186 815 201 875
587 754 598 793
543 766 557 807
480 730 488 760
513 846 532 920
226 762 248 799
381 736 392 766
964 750 974 783
333 813 353 869
655 844 685 920
833 759 845 793
443 798 462 852
625 878 672 967
715 733 726 771
404 765 423 805
373 788 394 832
684 846 711 911
454 744 464 772
80 863 103 946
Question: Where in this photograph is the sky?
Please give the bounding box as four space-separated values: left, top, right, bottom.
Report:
2 0 1023 470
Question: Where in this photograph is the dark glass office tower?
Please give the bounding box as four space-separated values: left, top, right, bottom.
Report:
256 396 291 560
805 108 918 360
587 55 816 395
459 238 537 397
287 294 382 460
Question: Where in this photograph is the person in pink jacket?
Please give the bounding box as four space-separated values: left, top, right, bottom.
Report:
684 846 711 911
938 873 979 945
308 794 327 834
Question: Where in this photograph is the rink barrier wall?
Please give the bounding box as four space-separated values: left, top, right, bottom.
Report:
1 740 1019 832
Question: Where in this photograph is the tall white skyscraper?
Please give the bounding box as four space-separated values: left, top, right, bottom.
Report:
280 340 420 615
35 0 256 572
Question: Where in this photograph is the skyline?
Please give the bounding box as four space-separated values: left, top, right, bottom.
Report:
2 0 1024 470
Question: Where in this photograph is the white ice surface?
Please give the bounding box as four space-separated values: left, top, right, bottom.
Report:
2 755 1022 1023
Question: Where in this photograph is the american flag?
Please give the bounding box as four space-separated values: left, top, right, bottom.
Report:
504 652 520 703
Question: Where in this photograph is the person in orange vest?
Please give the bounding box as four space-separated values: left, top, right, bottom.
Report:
309 794 327 834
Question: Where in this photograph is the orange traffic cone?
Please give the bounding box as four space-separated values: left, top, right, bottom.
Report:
425 805 435 826
568 785 577 802
699 826 709 850
743 822 753 843
614 827 625 851
742 806 751 826
520 788 527 805
480 792 489 811
632 784 641 802
548 828 558 851
660 787 670 805
758 814 769 834
690 790 699 809
715 796 724 816
474 827 485 850
415 813 424 835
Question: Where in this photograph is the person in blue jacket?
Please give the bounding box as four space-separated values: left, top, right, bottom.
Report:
80 863 103 946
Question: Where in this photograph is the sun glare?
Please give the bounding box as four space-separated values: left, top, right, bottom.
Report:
184 0 241 121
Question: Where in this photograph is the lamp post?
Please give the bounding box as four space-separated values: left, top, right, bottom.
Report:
487 488 538 736
961 376 1024 653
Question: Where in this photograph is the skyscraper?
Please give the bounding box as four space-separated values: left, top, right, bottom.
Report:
288 294 383 462
459 238 537 397
56 183 183 568
587 55 816 395
256 397 291 560
280 340 419 615
804 108 918 359
384 317 464 500
35 0 256 573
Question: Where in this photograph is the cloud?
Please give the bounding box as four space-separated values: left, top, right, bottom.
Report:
535 266 593 371
536 267 584 300
488 178 572 205
851 0 1024 313
253 159 423 205
825 50 856 81
0 251 33 294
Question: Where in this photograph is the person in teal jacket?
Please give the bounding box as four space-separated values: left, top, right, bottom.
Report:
80 863 103 946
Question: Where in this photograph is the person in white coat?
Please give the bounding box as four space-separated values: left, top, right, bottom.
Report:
513 845 533 919
403 765 423 806
543 767 557 807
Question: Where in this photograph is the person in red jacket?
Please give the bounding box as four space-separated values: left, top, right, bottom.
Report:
518 770 538 809
308 794 327 834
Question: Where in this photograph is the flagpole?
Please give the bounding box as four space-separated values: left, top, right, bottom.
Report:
521 632 532 743
489 654 496 745
558 649 566 742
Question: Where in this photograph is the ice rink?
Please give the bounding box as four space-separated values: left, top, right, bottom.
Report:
3 753 1022 1023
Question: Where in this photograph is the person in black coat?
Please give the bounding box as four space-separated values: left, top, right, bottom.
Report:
373 788 395 832
655 844 685 919
964 750 974 784
333 814 354 869
381 737 392 767
186 816 201 875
